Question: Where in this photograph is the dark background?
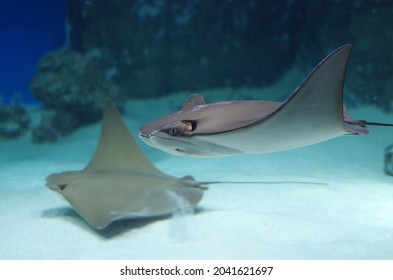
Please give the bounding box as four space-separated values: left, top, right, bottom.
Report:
1 0 392 112
0 0 65 103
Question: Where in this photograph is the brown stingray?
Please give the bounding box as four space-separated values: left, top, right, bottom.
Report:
46 100 206 229
139 44 389 157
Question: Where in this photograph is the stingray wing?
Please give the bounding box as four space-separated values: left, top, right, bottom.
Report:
200 44 353 154
46 101 204 228
85 100 163 174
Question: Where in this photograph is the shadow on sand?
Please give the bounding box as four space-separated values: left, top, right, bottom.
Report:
42 206 205 239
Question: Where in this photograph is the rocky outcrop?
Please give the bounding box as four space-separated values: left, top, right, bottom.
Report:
30 48 125 141
30 48 123 122
0 104 30 139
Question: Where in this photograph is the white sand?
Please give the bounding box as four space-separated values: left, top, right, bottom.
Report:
1 86 393 259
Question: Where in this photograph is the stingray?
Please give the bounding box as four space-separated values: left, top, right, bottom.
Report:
45 100 207 229
139 44 393 157
46 101 328 229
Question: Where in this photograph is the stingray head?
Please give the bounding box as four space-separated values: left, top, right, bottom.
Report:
139 119 202 156
139 94 258 157
139 95 206 156
139 119 243 157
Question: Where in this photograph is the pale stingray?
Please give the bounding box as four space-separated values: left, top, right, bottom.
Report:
139 44 392 157
46 101 206 229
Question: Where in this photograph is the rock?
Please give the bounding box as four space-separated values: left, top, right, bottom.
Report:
0 104 30 139
384 144 393 176
31 110 82 143
30 48 123 124
32 125 58 143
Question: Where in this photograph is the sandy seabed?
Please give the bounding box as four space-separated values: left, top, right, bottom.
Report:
1 87 393 260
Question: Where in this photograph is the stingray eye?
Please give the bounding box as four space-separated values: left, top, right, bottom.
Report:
168 127 181 136
170 128 177 135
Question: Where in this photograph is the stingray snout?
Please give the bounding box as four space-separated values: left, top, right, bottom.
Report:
138 131 149 139
138 130 161 149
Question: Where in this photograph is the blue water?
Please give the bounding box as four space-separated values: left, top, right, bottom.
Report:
0 1 65 104
1 94 393 259
1 1 393 260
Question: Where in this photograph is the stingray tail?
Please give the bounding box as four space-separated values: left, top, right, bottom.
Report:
363 121 393 127
180 176 328 189
345 119 393 136
343 107 393 135
189 180 329 186
343 108 369 135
